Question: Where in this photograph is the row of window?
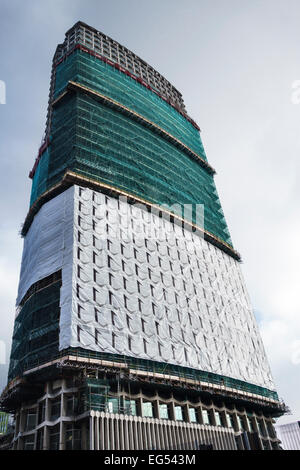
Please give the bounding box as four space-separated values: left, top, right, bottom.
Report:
105 398 275 438
21 394 276 442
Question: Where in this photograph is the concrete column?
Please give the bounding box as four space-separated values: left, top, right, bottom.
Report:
182 422 189 449
15 412 20 436
232 411 239 432
159 421 165 449
180 423 186 449
89 414 94 450
17 435 23 450
110 416 115 450
145 419 151 449
183 404 190 423
153 422 159 449
119 416 124 450
19 408 26 433
105 416 110 449
95 415 100 450
185 423 192 449
210 409 217 426
136 397 143 417
114 416 120 450
61 392 66 418
168 421 174 449
124 417 129 450
59 421 66 450
43 425 49 450
172 423 178 449
135 419 141 450
197 406 204 425
153 400 159 419
169 402 175 421
142 421 148 450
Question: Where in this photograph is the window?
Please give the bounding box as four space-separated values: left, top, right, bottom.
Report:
49 424 60 450
159 403 169 420
267 422 275 438
25 409 37 431
50 398 61 421
143 401 153 418
238 415 245 431
65 424 81 450
36 429 44 450
107 398 119 414
257 420 266 436
215 411 222 427
189 408 197 423
247 416 255 432
24 435 35 450
124 399 137 416
226 413 234 428
202 409 211 425
66 396 76 416
175 406 183 421
38 402 45 424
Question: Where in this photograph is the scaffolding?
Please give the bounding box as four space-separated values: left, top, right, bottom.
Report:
29 47 233 249
8 272 62 381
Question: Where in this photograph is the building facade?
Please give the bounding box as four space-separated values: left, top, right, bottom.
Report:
0 22 286 450
276 421 300 450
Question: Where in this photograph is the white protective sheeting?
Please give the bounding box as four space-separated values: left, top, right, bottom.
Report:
16 187 75 346
16 185 275 391
70 186 275 391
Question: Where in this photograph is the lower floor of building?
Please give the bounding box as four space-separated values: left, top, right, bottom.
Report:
9 375 281 450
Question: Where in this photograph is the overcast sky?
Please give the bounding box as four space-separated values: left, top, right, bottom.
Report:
0 0 299 425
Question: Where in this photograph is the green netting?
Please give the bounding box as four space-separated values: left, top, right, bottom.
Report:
53 49 206 159
30 48 233 246
31 89 232 246
8 278 61 381
30 147 50 207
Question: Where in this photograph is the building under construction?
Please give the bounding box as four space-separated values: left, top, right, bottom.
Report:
0 21 286 450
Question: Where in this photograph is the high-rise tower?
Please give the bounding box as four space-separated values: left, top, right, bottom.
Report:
0 22 286 450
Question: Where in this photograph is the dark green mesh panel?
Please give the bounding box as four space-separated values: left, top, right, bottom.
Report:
53 49 206 159
8 276 61 381
30 49 232 248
